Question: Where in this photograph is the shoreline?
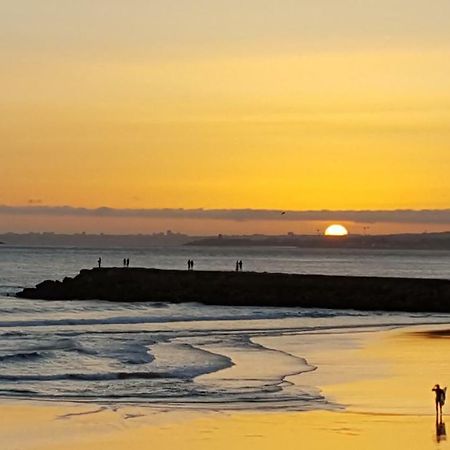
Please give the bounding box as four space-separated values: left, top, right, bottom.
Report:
2 324 450 449
17 267 450 312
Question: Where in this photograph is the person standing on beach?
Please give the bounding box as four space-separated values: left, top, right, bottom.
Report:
126 258 130 267
123 258 127 267
98 257 102 268
239 260 243 271
235 260 239 272
433 384 446 416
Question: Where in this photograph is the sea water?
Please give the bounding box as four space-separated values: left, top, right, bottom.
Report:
0 246 449 410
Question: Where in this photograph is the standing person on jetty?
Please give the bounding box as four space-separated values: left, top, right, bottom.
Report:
433 384 447 417
97 257 102 268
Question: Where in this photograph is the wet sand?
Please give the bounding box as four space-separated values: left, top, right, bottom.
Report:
2 325 450 450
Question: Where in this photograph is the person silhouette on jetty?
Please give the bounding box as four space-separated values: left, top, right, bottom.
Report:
123 258 127 267
126 258 130 267
433 384 447 417
239 260 243 271
235 260 239 272
97 257 102 268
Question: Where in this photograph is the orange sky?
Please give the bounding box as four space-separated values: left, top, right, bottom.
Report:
1 1 449 233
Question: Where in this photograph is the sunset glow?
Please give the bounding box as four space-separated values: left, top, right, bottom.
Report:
0 1 449 234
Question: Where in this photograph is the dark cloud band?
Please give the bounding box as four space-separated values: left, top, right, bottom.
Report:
1 205 450 224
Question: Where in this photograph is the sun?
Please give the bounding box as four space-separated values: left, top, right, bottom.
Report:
324 224 349 236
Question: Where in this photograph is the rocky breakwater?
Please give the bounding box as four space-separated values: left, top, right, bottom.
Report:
16 268 450 312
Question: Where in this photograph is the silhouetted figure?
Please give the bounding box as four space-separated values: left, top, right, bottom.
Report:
433 384 447 417
235 260 239 272
187 260 192 270
191 260 194 270
98 257 102 268
123 258 127 267
126 258 130 267
239 260 243 271
436 418 447 443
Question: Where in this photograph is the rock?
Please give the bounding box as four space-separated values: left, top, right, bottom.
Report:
16 268 450 313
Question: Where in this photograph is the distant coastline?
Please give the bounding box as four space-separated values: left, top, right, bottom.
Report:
2 231 450 250
17 268 450 312
186 232 450 250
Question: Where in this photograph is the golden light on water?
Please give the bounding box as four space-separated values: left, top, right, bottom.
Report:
324 224 349 236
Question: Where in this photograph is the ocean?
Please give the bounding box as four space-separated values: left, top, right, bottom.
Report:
1 246 450 410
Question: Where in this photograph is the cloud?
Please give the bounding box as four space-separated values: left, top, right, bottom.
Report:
0 205 450 224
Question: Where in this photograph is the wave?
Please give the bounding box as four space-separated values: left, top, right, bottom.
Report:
0 371 173 382
0 388 38 395
0 331 26 337
0 309 375 329
120 346 154 365
0 315 255 329
2 306 448 331
0 388 332 412
34 338 98 356
92 338 155 365
0 351 45 363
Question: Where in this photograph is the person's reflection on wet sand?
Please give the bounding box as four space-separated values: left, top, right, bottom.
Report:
436 418 446 443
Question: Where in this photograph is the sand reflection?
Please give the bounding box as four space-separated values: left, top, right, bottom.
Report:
436 418 446 443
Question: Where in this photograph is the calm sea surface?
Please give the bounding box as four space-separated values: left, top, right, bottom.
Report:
0 246 449 410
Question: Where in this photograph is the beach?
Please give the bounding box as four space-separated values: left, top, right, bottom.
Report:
2 324 449 450
2 247 450 449
3 0 450 447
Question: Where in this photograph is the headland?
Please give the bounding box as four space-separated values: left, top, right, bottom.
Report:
17 268 450 312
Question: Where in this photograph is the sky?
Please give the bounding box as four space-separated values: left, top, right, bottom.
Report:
1 1 449 234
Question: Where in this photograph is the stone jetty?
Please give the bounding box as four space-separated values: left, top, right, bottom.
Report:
16 268 450 313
